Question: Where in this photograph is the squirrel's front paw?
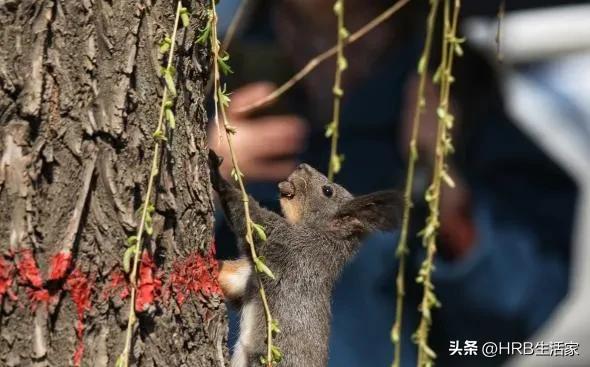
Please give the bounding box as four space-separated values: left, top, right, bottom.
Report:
208 149 224 191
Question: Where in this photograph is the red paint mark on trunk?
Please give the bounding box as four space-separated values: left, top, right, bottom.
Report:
1 243 221 363
6 249 93 365
135 251 162 312
66 268 92 331
16 250 57 308
48 250 72 281
168 243 221 306
0 255 17 301
103 268 129 300
65 268 92 367
17 249 43 288
73 343 84 367
26 288 52 305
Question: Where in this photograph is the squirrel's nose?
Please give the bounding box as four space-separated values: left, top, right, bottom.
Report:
297 163 311 172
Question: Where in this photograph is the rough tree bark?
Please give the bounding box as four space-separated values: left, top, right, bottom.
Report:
0 0 227 366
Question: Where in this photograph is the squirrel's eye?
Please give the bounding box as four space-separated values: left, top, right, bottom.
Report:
322 185 334 198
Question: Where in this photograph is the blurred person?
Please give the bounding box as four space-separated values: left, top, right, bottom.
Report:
209 1 580 366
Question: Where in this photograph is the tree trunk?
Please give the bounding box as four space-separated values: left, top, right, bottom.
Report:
0 1 227 366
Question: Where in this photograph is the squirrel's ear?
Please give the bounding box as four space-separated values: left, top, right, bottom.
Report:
330 190 403 236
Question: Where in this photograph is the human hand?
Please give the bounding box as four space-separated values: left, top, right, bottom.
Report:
208 82 307 181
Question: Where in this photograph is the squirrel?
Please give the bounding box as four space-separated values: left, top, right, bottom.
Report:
209 150 402 367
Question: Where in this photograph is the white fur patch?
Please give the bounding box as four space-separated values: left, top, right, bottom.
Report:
219 259 252 299
228 262 251 296
232 302 256 367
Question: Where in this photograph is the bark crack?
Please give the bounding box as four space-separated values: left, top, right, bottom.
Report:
59 145 97 253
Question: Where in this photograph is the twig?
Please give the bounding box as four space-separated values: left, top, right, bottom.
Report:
236 0 412 114
219 91 278 367
390 1 440 366
205 0 252 95
414 1 462 366
118 3 184 367
209 1 280 365
326 0 348 180
210 2 222 141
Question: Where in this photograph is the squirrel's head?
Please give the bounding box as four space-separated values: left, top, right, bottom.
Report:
279 163 353 225
279 164 402 236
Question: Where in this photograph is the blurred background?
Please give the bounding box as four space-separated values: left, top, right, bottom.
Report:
209 1 590 366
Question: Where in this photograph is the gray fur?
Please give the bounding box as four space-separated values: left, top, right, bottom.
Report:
209 150 401 367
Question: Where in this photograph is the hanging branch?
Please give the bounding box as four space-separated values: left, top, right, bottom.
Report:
117 2 187 367
236 0 411 114
414 0 462 366
326 0 348 180
205 1 282 365
205 0 252 95
390 1 440 366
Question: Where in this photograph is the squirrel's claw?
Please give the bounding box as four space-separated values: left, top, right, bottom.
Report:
208 149 223 168
208 149 223 191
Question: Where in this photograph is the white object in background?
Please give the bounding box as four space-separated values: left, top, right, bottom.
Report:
464 7 590 366
501 53 590 367
465 4 590 63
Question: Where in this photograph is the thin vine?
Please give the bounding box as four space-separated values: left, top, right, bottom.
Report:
204 0 251 94
414 0 462 366
203 1 282 365
325 0 348 180
390 1 440 366
117 2 188 367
